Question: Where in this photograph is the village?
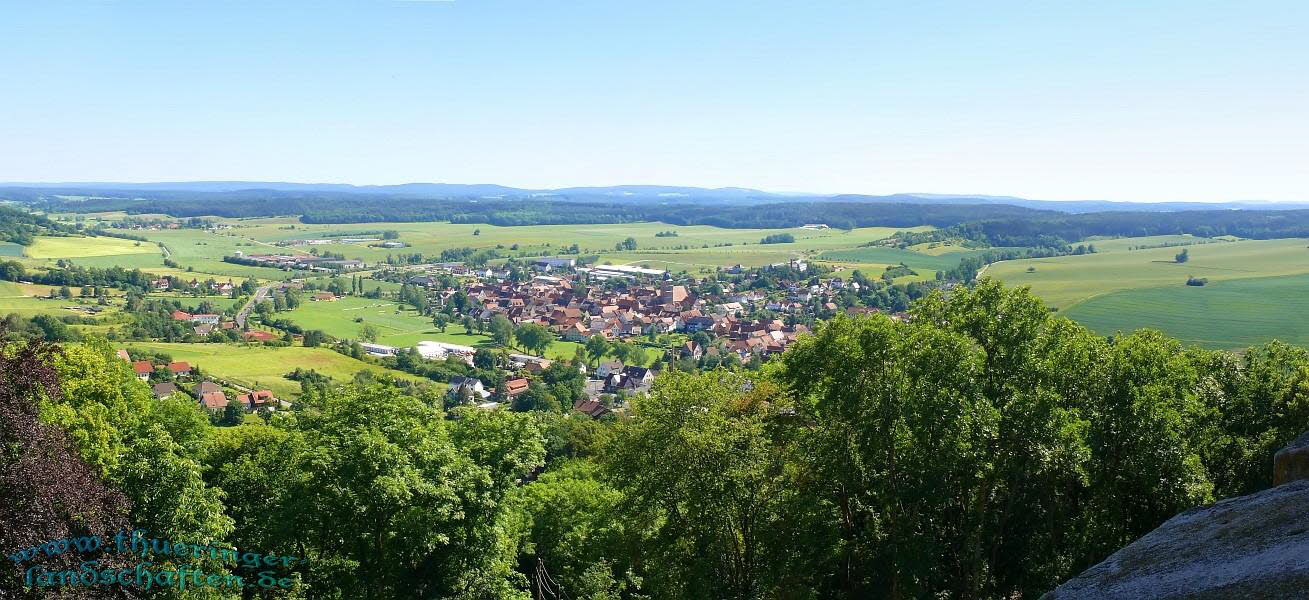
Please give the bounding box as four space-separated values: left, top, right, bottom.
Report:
121 251 910 422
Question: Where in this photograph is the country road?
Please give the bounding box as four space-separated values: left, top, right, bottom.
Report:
235 283 274 328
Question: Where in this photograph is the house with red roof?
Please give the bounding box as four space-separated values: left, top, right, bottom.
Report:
236 390 277 412
131 361 154 382
501 378 530 398
199 391 228 411
243 330 279 342
167 362 192 377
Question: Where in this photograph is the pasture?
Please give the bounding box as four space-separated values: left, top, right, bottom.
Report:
131 230 297 279
0 281 122 318
24 235 159 260
818 246 1005 273
282 295 584 359
118 342 431 398
226 220 929 267
1061 273 1309 349
1080 234 1228 254
987 238 1309 309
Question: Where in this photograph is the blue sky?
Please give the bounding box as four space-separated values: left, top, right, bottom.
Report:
0 1 1305 202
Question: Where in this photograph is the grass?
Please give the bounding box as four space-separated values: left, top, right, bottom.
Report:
987 237 1309 309
0 241 23 257
225 221 929 267
145 295 243 312
18 221 933 281
17 231 293 283
0 282 124 318
1080 234 1232 253
117 342 432 398
129 230 298 279
985 236 1309 349
818 246 1005 272
281 295 584 359
24 235 159 259
1061 273 1309 349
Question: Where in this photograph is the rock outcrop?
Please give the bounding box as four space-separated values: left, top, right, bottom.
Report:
1274 431 1309 486
1044 433 1309 599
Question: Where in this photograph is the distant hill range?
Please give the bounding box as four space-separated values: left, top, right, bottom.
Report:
3 181 1305 213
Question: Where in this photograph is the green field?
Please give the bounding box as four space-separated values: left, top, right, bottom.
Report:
14 236 166 273
1062 273 1309 349
15 232 292 283
0 241 23 256
18 221 938 279
1080 234 1228 253
223 220 929 268
118 342 431 398
24 235 159 259
988 238 1309 309
281 295 584 360
126 230 297 279
146 295 243 312
987 236 1309 349
819 246 1005 272
0 281 123 318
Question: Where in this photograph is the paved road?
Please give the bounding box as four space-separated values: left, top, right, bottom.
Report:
235 283 274 328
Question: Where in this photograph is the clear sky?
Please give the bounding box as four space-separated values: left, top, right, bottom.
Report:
1 1 1305 202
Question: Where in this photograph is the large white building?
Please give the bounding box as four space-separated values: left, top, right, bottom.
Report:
415 340 478 362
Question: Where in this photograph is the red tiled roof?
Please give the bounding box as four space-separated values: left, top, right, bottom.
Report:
200 391 228 410
503 378 530 396
132 361 154 375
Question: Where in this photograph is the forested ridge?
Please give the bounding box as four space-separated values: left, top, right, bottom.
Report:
5 279 1307 599
15 188 1309 246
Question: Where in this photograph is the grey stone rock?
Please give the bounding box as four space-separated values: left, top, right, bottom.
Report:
1042 479 1309 599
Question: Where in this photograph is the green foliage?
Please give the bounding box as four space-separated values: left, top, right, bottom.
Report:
42 339 234 570
14 279 1309 600
514 323 554 356
602 371 793 599
208 383 544 599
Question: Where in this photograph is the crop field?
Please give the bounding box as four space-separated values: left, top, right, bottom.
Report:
14 231 276 280
19 221 938 279
13 233 282 283
1062 273 1309 349
282 295 584 359
221 220 930 267
117 342 431 398
23 235 159 260
131 230 298 279
0 241 22 256
987 238 1309 309
1081 234 1229 253
986 237 1309 348
818 246 1008 272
